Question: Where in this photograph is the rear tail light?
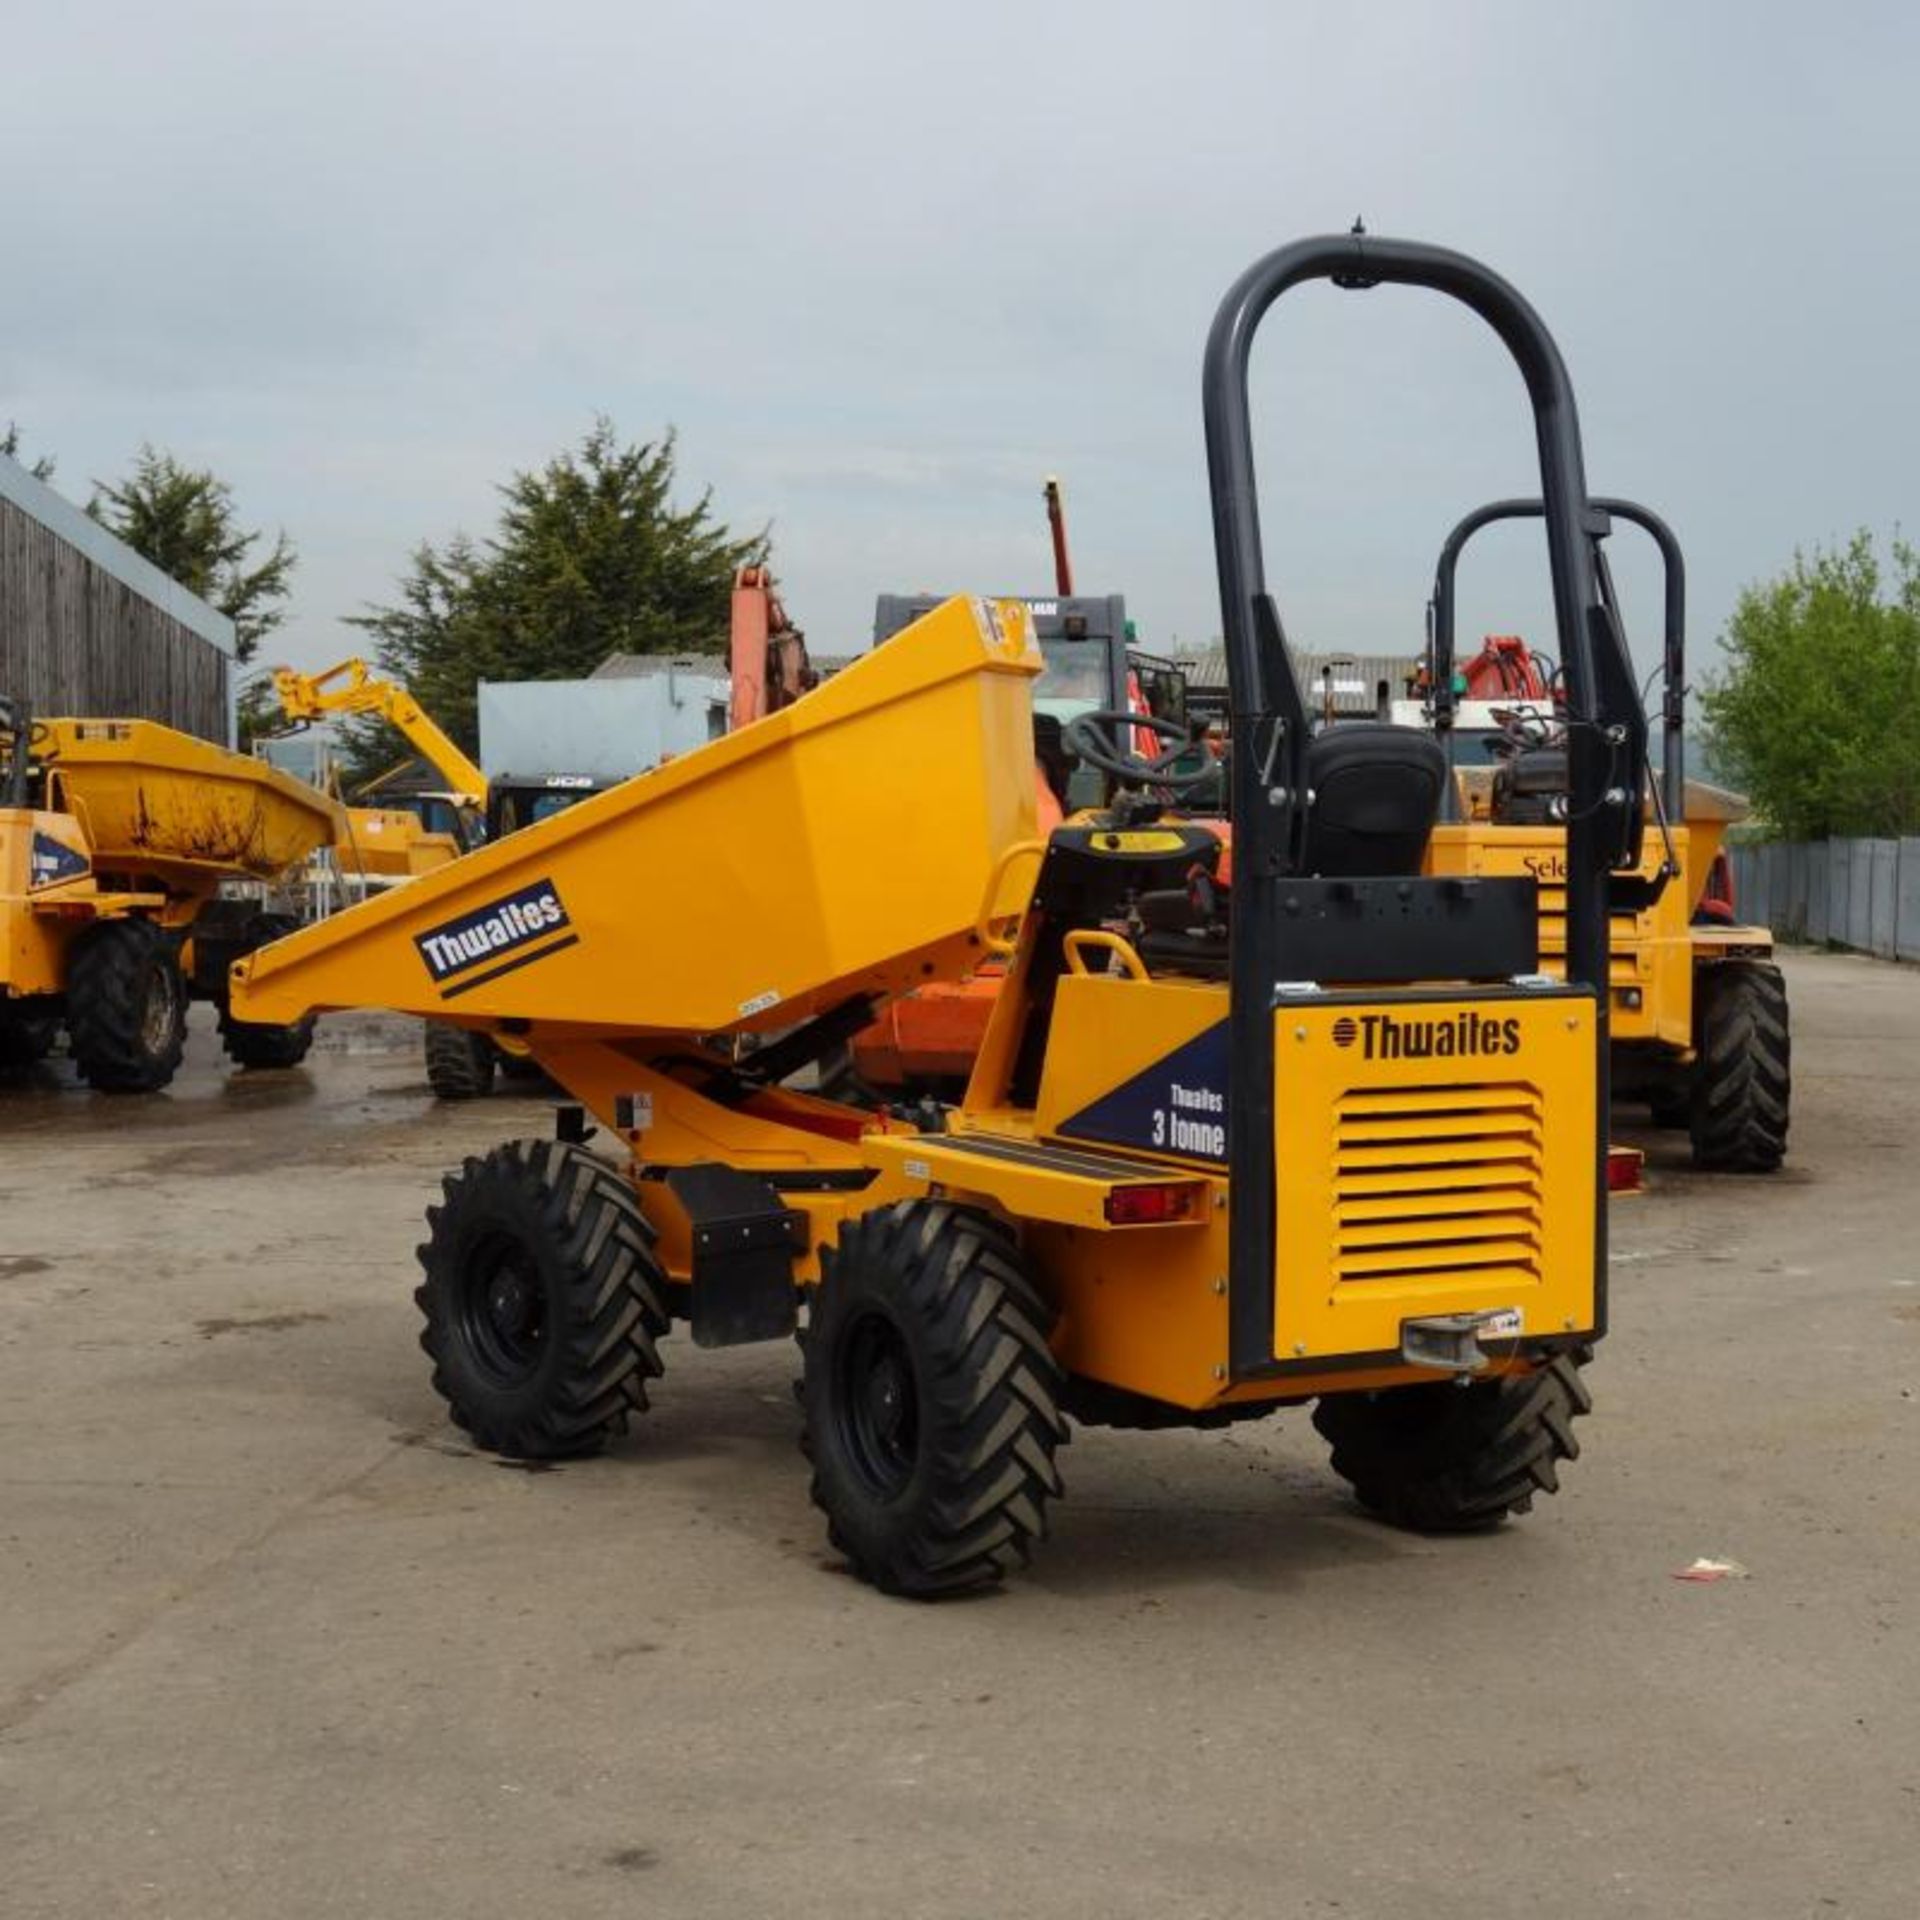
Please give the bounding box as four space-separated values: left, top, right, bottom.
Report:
1607 1145 1644 1194
1105 1184 1198 1225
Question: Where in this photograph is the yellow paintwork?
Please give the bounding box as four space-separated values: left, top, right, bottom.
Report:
1436 775 1772 1056
333 806 464 880
1270 994 1596 1363
274 658 488 805
37 719 344 889
1034 970 1223 1151
1427 822 1692 1046
226 592 1599 1419
1 809 166 994
234 596 1046 1033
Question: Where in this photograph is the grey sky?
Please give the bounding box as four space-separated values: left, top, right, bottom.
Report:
7 1 1917 697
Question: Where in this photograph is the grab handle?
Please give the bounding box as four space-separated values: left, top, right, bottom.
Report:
1063 930 1150 981
973 838 1047 958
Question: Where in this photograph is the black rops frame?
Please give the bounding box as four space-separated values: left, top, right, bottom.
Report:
1429 495 1687 821
1202 233 1649 1380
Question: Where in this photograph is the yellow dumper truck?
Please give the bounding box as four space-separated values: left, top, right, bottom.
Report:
0 701 336 1088
233 235 1653 1594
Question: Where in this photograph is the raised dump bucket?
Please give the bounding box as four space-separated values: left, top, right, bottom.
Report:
40 718 344 886
235 597 1043 1036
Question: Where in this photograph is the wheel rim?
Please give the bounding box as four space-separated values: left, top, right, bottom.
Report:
835 1309 920 1500
141 963 179 1055
457 1231 548 1384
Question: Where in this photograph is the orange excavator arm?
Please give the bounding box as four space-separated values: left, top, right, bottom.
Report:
729 566 816 729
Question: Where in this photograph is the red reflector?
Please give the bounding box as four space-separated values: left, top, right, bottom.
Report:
1104 1184 1193 1225
1607 1145 1644 1193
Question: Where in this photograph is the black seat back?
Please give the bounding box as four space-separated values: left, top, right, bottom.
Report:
1303 723 1446 876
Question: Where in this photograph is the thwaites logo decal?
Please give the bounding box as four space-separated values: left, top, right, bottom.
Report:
414 878 576 996
1056 1021 1230 1164
28 831 90 890
1332 1009 1522 1060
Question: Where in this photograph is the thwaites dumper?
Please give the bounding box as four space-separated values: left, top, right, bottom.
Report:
0 706 336 1088
233 234 1651 1596
1421 498 1788 1169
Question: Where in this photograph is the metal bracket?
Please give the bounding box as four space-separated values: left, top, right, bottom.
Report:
1399 1310 1512 1375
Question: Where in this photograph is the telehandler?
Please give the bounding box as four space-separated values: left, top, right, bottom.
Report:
0 698 333 1088
233 233 1649 1595
1423 497 1788 1169
271 655 486 881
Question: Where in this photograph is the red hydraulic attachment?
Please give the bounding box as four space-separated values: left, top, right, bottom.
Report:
729 565 816 731
1461 634 1552 702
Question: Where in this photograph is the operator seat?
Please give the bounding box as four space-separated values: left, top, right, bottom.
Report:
1300 722 1447 876
1132 723 1446 977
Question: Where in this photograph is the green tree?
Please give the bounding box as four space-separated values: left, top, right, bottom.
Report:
1702 531 1920 838
1 421 55 482
88 446 295 663
348 420 762 769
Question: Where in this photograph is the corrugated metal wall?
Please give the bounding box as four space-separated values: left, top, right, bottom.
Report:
1730 838 1920 962
0 459 235 744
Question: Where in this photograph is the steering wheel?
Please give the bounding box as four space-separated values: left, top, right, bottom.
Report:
1062 709 1214 792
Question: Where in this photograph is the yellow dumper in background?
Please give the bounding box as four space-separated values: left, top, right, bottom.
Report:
0 705 338 1087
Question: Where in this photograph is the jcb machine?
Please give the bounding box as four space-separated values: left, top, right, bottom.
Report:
233 234 1648 1595
271 656 487 880
0 701 333 1087
1425 498 1789 1170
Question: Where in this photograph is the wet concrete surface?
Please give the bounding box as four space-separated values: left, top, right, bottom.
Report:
0 954 1914 1918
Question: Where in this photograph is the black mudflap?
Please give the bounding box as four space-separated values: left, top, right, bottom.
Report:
665 1165 804 1348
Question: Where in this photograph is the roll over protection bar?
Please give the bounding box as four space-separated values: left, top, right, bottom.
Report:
1200 232 1650 1377
1428 495 1687 820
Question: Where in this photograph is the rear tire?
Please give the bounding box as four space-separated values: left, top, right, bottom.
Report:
67 919 187 1093
217 914 314 1070
425 1021 496 1099
1689 961 1790 1172
1312 1350 1592 1532
799 1201 1066 1596
415 1139 669 1458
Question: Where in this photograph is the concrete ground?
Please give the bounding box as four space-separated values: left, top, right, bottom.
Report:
0 948 1914 1919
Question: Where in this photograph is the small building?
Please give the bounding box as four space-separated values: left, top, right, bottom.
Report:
483 657 730 784
1177 645 1422 720
0 453 236 744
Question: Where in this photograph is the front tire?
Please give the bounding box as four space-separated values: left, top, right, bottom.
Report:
799 1202 1066 1597
1690 961 1790 1171
67 919 187 1093
425 1021 496 1099
1312 1351 1592 1532
415 1139 670 1458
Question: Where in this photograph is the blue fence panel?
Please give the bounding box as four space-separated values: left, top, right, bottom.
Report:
1868 840 1900 956
1847 840 1874 950
1730 844 1757 921
1899 841 1920 962
1750 843 1775 925
1826 841 1849 945
1784 841 1810 941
